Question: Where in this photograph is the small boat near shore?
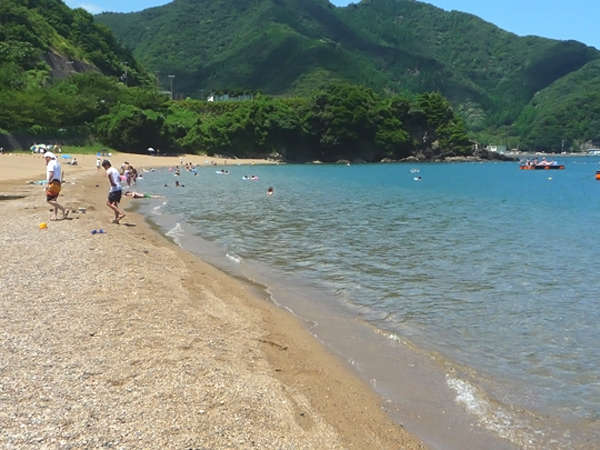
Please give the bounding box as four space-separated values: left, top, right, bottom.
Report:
520 158 564 170
520 164 565 170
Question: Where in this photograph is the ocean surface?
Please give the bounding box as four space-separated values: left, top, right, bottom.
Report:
136 158 600 449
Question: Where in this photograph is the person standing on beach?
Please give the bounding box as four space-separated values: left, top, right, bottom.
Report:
43 151 68 220
101 160 126 224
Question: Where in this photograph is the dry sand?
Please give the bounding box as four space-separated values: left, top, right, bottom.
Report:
0 153 425 448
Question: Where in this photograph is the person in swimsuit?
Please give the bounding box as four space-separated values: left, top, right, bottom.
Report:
124 191 164 199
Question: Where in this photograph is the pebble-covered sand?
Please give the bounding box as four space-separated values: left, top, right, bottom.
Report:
0 153 424 449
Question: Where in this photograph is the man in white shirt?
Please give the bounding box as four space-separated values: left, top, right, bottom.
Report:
101 160 126 224
43 152 68 220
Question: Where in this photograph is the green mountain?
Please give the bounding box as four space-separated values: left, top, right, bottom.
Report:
1 0 473 162
96 0 600 149
0 0 159 138
513 59 600 151
0 0 146 88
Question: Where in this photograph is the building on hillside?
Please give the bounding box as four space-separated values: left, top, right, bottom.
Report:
207 93 254 102
487 145 507 153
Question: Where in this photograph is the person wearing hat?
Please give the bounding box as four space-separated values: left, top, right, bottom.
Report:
43 152 68 220
101 159 126 223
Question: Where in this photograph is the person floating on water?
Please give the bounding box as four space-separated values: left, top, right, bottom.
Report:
267 186 274 196
125 191 165 199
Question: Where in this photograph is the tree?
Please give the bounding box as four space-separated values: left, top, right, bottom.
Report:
95 104 166 152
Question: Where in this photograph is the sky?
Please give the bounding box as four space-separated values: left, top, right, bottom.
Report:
65 0 599 50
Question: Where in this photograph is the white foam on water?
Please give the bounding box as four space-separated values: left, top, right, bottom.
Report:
446 374 546 449
165 222 184 246
225 252 241 264
152 201 168 215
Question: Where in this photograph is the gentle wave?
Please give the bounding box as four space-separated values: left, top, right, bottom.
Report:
138 160 600 447
165 222 184 245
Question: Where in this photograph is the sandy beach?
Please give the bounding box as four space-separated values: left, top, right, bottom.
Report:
0 152 424 448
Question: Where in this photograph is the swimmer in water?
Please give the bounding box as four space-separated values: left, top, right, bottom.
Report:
267 186 274 196
125 191 164 199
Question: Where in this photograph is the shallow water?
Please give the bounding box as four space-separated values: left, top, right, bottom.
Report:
137 159 600 448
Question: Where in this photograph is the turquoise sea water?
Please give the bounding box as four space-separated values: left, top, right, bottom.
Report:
138 158 600 448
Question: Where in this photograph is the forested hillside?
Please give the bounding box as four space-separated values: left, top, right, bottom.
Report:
3 0 599 154
0 0 151 137
1 0 473 161
96 0 600 150
0 0 147 88
513 59 600 151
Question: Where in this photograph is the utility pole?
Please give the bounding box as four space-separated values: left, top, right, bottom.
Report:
168 74 175 100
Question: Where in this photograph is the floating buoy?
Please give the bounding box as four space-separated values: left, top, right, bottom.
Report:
595 170 600 180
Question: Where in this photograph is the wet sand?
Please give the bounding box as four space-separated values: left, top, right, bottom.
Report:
0 152 424 448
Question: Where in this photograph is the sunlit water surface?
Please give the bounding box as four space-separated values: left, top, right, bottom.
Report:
138 158 600 448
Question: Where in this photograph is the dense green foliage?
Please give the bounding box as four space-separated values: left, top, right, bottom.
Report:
3 0 599 154
173 83 471 161
0 0 154 140
0 0 147 88
96 0 600 150
0 64 471 161
513 59 600 151
0 0 471 161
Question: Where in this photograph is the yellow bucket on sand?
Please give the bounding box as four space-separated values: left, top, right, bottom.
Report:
39 222 47 229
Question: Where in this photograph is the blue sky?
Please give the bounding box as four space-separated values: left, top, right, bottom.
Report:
65 0 599 50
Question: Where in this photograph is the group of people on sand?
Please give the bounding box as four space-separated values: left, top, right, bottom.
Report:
101 160 165 222
32 143 62 155
96 159 138 185
44 154 128 224
120 161 138 187
43 154 273 225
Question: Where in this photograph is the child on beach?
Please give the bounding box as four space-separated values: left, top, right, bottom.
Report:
43 152 69 220
102 160 126 224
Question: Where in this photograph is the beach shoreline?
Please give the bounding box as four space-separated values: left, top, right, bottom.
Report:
0 153 424 448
